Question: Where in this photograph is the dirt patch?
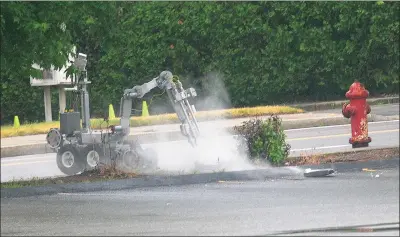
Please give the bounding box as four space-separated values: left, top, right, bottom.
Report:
284 147 399 166
1 163 142 189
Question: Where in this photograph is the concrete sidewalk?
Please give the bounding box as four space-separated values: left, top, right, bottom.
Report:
1 96 398 158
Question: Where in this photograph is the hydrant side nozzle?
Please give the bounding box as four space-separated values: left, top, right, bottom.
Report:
342 102 352 118
366 103 371 115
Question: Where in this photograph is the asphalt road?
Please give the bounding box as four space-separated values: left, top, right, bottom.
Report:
1 120 399 182
374 103 399 116
1 168 399 236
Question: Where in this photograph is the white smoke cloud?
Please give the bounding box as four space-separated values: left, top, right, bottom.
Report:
139 71 260 174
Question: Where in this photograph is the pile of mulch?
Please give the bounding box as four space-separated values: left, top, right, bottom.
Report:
60 163 140 183
284 147 399 166
3 163 141 187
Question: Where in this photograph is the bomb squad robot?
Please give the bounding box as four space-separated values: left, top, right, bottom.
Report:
45 53 200 175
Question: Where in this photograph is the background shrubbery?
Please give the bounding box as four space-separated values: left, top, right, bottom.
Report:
1 1 399 125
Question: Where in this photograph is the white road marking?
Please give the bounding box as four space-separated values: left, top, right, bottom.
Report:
285 120 399 132
287 129 398 141
58 192 118 196
1 160 54 167
1 155 54 163
1 142 47 147
291 145 350 152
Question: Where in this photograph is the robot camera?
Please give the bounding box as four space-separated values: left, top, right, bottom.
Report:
74 53 87 71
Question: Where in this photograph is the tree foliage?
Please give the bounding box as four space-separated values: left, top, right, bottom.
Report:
1 2 75 78
1 1 399 124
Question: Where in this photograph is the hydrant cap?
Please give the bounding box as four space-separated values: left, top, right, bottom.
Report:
345 81 369 99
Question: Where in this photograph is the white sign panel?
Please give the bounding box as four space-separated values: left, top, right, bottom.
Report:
30 47 76 87
30 64 73 87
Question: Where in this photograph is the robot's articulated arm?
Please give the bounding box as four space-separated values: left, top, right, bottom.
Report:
116 71 200 147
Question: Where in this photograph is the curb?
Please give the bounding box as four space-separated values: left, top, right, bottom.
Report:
290 96 399 111
2 157 398 199
1 113 398 158
1 167 301 198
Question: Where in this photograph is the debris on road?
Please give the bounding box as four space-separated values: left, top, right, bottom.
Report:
303 168 335 177
362 168 377 172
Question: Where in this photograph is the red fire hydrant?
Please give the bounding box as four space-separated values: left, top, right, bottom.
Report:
342 81 372 148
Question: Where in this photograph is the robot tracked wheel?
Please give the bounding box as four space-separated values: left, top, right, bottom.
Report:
56 144 85 175
80 144 105 170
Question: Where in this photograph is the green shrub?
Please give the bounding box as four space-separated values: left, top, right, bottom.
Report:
234 115 291 165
